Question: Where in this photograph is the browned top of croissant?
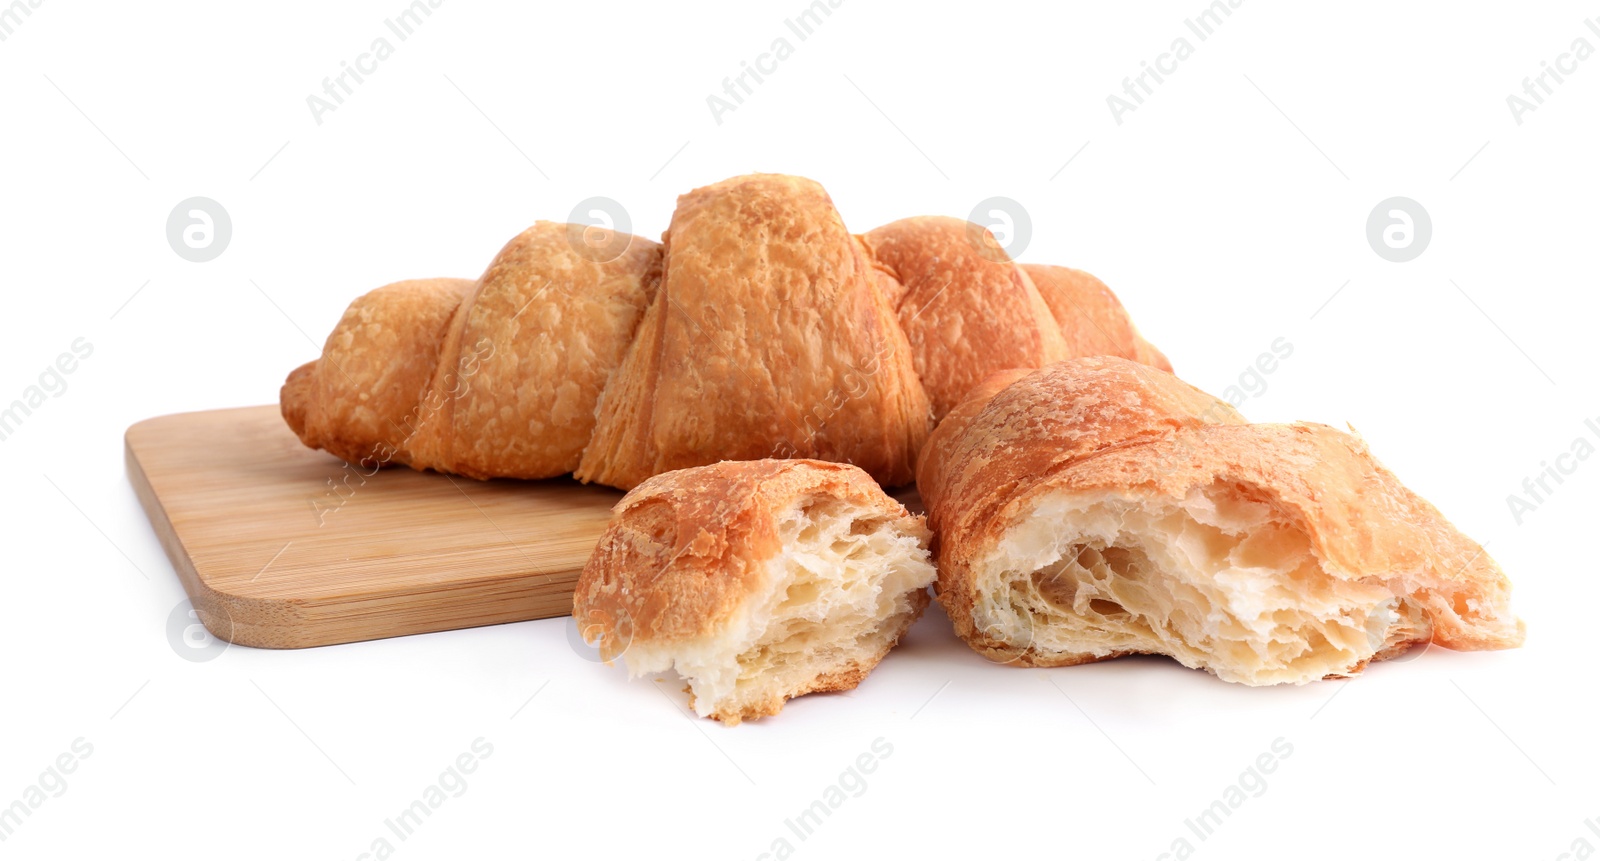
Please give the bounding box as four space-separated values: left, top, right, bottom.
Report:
281 173 1169 490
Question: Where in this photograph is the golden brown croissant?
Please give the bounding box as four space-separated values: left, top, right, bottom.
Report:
281 173 1169 489
918 357 1523 684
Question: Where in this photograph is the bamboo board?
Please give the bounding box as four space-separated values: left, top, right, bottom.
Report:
125 406 628 648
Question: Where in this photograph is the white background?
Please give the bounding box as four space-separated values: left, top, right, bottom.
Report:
1 1 1596 858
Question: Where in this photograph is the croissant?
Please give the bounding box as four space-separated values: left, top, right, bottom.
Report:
282 173 1169 490
572 458 936 724
917 356 1523 684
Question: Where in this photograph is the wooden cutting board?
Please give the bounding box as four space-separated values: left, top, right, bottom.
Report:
127 406 925 649
126 406 628 649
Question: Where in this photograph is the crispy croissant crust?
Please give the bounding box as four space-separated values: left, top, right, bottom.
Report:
576 174 932 490
862 216 1070 420
282 277 474 469
573 459 936 724
282 223 662 478
919 357 1523 683
1022 264 1172 373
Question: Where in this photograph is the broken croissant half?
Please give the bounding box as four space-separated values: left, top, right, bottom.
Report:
573 459 936 723
918 357 1524 685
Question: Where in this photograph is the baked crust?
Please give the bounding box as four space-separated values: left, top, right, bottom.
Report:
574 458 934 723
280 277 474 469
1022 264 1172 372
280 224 661 478
575 174 932 490
406 223 663 479
912 367 1034 526
919 357 1523 678
922 357 1245 546
862 216 1070 420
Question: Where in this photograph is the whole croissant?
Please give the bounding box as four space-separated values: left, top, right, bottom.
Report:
281 173 1169 490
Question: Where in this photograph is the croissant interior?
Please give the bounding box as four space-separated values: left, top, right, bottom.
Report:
972 485 1433 685
618 494 934 723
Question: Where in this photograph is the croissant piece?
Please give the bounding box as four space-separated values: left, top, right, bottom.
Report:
918 357 1523 684
572 459 936 724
